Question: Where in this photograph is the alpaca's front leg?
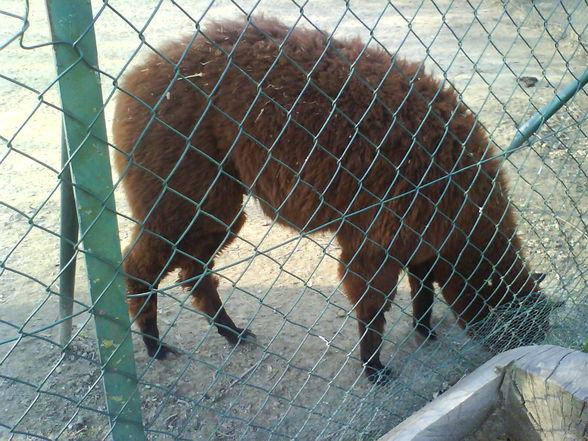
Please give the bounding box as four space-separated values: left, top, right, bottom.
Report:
355 301 391 383
339 246 400 384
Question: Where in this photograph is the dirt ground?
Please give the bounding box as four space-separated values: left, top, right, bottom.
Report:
0 0 586 440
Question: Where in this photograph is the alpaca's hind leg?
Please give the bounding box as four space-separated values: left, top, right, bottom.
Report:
124 228 175 359
408 260 437 340
339 246 400 383
178 216 254 345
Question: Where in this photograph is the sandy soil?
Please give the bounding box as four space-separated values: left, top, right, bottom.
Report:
0 0 586 440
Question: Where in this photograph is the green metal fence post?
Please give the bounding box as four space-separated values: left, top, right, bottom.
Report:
504 67 588 157
59 121 78 349
45 1 147 440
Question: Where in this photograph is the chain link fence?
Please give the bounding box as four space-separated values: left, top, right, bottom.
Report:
1 0 586 440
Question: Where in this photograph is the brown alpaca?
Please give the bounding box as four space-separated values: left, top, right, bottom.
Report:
113 17 555 382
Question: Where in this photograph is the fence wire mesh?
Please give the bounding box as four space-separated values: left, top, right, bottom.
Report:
1 0 587 440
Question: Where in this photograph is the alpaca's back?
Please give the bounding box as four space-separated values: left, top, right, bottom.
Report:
115 17 504 265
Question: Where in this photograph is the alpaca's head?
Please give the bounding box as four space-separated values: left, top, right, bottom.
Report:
466 273 564 352
433 221 564 353
436 256 563 353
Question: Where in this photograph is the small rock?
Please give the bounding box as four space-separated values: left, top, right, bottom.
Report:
518 76 538 87
68 422 85 432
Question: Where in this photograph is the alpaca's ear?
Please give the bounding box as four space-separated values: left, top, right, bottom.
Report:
532 273 546 284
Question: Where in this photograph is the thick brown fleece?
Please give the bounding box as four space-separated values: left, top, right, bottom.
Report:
113 16 548 381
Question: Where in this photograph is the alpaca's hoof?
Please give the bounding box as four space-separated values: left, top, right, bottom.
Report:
146 340 178 360
413 320 437 341
365 362 394 385
236 328 256 344
221 327 256 345
366 366 394 385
